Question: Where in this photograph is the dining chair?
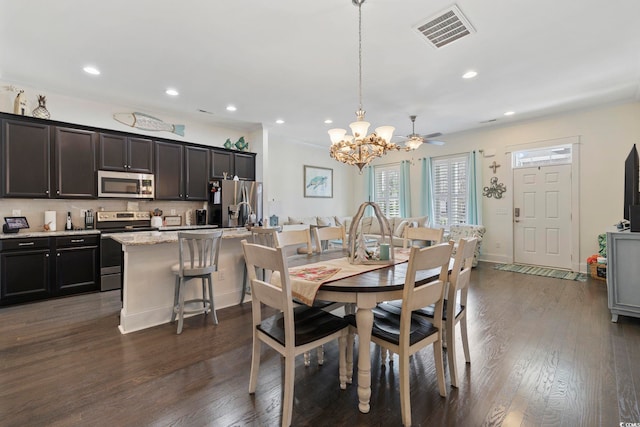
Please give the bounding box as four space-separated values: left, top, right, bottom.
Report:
402 226 444 249
277 227 329 366
276 228 313 256
239 227 282 305
380 237 477 388
170 230 223 334
346 242 452 426
313 225 347 253
241 240 349 427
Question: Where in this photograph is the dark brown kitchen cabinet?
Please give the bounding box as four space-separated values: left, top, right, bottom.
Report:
0 238 52 306
185 146 210 200
211 150 234 179
99 133 153 173
234 152 256 181
154 141 184 200
54 235 99 296
53 127 97 198
2 118 51 197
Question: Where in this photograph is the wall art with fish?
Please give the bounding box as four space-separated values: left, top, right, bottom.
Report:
113 112 185 136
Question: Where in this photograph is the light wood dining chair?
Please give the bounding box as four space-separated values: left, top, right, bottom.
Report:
313 225 347 253
347 242 452 426
170 230 223 334
276 228 313 256
241 240 348 427
403 226 444 249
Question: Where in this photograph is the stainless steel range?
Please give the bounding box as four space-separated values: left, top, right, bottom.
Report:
97 211 154 291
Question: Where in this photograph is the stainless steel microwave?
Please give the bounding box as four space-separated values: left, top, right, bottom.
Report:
98 170 154 199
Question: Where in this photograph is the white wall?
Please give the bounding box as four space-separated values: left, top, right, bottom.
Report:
353 101 640 271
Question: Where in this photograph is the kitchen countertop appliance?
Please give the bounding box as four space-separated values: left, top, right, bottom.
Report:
96 211 154 292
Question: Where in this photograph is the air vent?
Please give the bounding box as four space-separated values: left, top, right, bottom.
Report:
415 5 475 49
479 118 498 124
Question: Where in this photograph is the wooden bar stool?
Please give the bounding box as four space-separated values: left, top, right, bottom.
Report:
171 230 223 334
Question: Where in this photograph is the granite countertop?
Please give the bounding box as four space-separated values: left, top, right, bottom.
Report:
157 225 220 231
109 228 252 246
0 229 101 239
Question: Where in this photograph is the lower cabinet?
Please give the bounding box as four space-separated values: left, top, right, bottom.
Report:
54 235 99 296
0 235 100 306
0 238 51 305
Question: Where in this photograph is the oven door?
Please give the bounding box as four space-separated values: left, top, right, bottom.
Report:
100 235 123 291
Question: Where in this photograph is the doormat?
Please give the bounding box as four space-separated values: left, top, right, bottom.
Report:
493 264 588 282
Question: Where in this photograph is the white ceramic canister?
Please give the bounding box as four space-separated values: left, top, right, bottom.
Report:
44 211 57 231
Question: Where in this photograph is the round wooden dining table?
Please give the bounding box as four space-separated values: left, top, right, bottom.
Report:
287 248 446 414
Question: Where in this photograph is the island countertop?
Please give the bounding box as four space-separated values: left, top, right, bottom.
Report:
109 228 252 246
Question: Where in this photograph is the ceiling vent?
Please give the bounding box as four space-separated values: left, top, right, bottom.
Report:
415 5 475 49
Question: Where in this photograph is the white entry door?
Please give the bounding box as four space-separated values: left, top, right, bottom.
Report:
513 164 572 269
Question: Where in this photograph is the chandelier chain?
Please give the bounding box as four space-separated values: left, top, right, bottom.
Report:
358 1 363 113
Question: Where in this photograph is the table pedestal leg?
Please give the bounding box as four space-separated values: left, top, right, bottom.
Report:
356 304 373 413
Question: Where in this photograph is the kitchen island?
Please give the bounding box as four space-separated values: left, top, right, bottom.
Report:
110 228 251 334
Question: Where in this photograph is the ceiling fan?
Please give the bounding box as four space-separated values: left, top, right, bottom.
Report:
395 115 445 150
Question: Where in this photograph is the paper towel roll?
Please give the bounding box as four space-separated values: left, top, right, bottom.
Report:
44 211 56 231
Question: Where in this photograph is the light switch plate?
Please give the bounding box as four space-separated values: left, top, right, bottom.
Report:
12 209 21 216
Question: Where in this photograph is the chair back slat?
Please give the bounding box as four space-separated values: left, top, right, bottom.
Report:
251 227 280 248
403 226 445 249
448 238 477 317
402 242 452 312
276 228 313 255
314 225 347 253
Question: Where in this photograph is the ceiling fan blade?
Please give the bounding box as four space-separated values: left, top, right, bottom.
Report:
422 132 442 139
425 139 446 146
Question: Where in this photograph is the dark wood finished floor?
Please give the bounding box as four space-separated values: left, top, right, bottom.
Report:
1 262 639 426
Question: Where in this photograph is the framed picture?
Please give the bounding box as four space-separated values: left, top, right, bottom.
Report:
304 165 333 198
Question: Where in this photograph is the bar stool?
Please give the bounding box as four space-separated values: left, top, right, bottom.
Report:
171 230 223 334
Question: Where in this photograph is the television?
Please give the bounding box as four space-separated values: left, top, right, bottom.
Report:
624 144 639 220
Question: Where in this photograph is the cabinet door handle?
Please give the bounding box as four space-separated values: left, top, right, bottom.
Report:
45 190 49 195
71 239 85 243
56 190 60 195
57 252 61 257
18 242 35 246
45 253 49 257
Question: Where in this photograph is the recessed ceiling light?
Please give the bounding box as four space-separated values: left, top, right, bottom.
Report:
462 70 477 79
83 66 100 75
324 119 333 124
226 105 237 112
165 88 179 96
504 111 515 116
275 119 285 124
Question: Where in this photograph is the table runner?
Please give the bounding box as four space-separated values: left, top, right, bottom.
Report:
271 248 411 306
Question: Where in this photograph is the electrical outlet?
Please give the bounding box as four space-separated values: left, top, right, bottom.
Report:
217 270 225 281
80 209 87 217
12 209 21 216
170 209 176 215
495 242 501 249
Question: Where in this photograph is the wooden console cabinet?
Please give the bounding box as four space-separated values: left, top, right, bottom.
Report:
606 230 640 322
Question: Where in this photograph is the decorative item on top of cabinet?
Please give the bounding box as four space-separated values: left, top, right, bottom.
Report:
32 95 51 119
13 90 28 115
235 136 248 151
224 138 233 149
113 112 185 136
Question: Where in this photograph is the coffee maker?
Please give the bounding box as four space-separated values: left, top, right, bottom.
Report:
195 209 207 225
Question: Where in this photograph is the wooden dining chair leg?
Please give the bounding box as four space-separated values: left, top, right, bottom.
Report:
316 346 324 365
446 322 459 388
399 354 412 426
248 338 261 394
434 338 447 397
460 313 471 363
282 354 295 427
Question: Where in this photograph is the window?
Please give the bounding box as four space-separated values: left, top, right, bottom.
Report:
512 144 572 168
432 154 469 227
374 164 401 217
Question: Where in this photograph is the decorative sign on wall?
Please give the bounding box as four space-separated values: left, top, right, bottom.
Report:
483 176 507 199
113 112 185 136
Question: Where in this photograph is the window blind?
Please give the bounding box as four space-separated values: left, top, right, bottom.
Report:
374 164 401 217
432 155 468 226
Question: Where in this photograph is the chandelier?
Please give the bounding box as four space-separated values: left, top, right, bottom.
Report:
328 0 401 172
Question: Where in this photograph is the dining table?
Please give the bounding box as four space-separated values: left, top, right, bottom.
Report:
285 247 447 414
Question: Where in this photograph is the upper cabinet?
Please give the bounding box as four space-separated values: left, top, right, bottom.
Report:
234 152 256 181
154 141 184 200
53 127 97 198
2 118 51 198
185 146 210 201
211 149 256 181
99 133 153 173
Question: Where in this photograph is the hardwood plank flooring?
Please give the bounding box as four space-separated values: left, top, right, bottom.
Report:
1 262 639 426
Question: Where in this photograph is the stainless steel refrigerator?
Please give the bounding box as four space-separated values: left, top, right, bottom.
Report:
208 179 263 228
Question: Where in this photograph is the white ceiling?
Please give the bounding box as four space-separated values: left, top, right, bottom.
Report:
2 0 640 147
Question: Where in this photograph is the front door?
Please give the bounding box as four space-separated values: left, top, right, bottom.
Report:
513 164 572 269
